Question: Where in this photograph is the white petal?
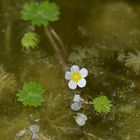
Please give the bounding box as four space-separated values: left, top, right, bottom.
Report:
75 113 87 126
65 71 71 80
71 103 81 111
80 68 88 78
75 117 86 126
68 80 77 90
70 65 79 72
73 94 84 103
77 113 88 121
77 78 86 88
32 133 39 140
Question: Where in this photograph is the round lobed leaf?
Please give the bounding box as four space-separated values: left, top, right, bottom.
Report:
16 81 45 107
21 32 39 49
21 1 60 26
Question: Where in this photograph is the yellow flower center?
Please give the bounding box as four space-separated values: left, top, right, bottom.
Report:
71 72 82 82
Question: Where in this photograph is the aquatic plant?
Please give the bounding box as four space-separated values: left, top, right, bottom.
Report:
65 65 88 89
40 92 74 135
21 32 39 49
16 81 45 107
118 104 135 114
125 51 140 75
21 1 60 26
0 66 16 101
68 45 107 78
93 96 112 113
20 0 66 70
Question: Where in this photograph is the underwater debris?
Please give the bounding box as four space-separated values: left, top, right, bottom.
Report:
65 65 88 89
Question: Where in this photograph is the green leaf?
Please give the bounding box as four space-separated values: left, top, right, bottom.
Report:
21 1 60 26
21 32 39 49
125 51 140 75
93 96 112 113
16 81 45 107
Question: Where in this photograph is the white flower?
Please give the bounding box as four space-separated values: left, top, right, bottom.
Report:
74 113 88 126
65 65 88 90
71 94 84 111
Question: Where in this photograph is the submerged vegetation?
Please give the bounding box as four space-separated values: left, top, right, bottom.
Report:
20 0 66 70
125 51 140 74
21 1 60 26
21 32 39 49
0 66 16 101
0 0 140 140
16 81 45 107
93 96 112 113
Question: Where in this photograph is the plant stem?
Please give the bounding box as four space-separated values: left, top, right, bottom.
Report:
49 26 67 56
44 25 67 71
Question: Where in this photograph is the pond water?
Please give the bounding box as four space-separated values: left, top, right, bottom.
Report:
0 0 140 140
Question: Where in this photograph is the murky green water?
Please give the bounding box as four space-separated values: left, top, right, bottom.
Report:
0 0 140 140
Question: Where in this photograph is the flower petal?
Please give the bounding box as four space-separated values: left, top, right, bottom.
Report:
77 113 88 121
75 117 86 126
73 94 84 103
70 65 79 72
71 102 81 111
29 125 39 133
80 68 88 78
75 113 87 126
77 78 86 88
65 71 71 80
68 80 77 90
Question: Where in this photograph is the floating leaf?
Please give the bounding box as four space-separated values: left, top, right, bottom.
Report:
16 81 45 107
125 51 140 74
21 1 60 26
21 32 39 49
93 96 112 113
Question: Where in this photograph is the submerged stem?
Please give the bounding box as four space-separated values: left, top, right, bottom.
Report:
49 26 67 56
44 25 67 71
